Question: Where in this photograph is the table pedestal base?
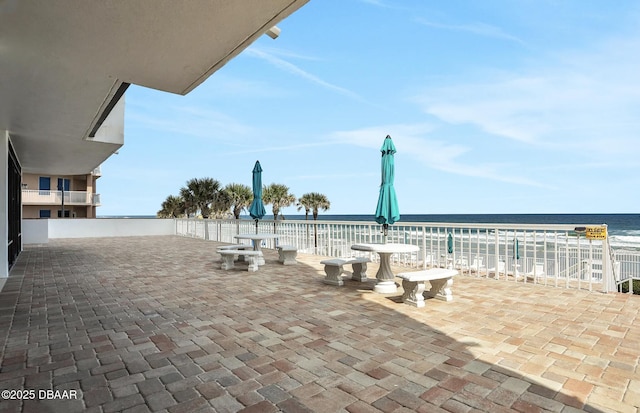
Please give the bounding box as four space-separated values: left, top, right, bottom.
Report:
254 246 266 266
374 280 397 294
374 252 397 293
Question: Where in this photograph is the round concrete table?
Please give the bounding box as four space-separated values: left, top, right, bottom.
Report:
234 233 279 266
350 243 420 293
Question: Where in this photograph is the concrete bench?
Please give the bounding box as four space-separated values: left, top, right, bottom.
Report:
277 245 298 265
396 268 458 307
219 250 262 272
320 257 370 286
217 244 253 262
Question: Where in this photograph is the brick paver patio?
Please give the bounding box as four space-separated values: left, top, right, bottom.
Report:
0 236 638 412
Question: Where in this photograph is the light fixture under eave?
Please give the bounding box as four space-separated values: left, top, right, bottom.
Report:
266 25 281 39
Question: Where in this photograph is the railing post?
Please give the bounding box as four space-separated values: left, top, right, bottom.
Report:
602 226 615 293
421 225 427 269
577 233 582 289
552 232 557 287
494 228 499 280
565 234 570 288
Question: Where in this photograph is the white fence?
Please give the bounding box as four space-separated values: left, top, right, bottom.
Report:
176 218 640 294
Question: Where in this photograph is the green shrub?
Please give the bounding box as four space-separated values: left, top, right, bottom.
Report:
618 279 640 295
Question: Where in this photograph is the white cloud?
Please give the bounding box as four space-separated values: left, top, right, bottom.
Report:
289 172 377 181
222 141 337 156
329 123 436 149
330 124 551 188
127 105 256 144
356 0 409 11
253 47 323 62
415 18 526 45
415 31 640 157
357 0 389 7
245 48 368 103
204 74 291 99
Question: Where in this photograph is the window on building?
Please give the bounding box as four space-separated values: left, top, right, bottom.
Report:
39 210 51 218
57 178 70 191
39 177 51 194
57 210 71 218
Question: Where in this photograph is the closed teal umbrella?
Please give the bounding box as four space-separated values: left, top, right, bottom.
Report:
513 237 520 277
447 232 454 254
374 135 400 240
248 160 266 233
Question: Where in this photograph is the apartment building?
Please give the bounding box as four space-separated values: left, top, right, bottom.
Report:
22 167 101 219
1 1 309 276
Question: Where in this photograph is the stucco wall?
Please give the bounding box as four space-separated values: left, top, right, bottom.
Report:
22 219 49 244
48 218 175 238
21 218 175 242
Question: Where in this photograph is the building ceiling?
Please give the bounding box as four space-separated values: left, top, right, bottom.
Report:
0 0 309 175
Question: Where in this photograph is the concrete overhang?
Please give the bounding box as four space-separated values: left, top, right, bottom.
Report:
0 0 309 175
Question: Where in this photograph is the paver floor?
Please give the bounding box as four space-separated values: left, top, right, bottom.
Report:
0 236 638 413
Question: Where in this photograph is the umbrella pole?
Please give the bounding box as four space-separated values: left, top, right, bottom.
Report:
255 219 259 234
383 224 388 244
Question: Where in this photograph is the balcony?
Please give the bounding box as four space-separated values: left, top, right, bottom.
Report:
22 189 100 206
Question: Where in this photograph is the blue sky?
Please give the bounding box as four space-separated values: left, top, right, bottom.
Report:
98 0 640 217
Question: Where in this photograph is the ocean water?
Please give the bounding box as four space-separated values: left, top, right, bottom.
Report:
279 213 640 250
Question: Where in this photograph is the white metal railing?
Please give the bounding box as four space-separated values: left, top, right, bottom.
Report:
22 189 98 206
613 248 640 294
175 218 640 294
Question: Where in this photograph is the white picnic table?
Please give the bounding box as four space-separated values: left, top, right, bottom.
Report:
234 233 279 266
350 243 420 293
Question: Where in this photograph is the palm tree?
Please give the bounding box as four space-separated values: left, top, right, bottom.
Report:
179 177 221 219
297 192 330 248
210 190 232 219
302 192 330 220
296 194 312 220
171 193 196 218
157 195 184 218
224 183 252 219
263 183 295 220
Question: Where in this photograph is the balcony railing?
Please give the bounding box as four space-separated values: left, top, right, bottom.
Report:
22 190 100 206
175 218 640 294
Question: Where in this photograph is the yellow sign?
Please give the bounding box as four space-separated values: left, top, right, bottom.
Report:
585 227 607 240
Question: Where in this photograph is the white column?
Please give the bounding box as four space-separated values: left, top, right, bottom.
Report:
1 131 9 278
